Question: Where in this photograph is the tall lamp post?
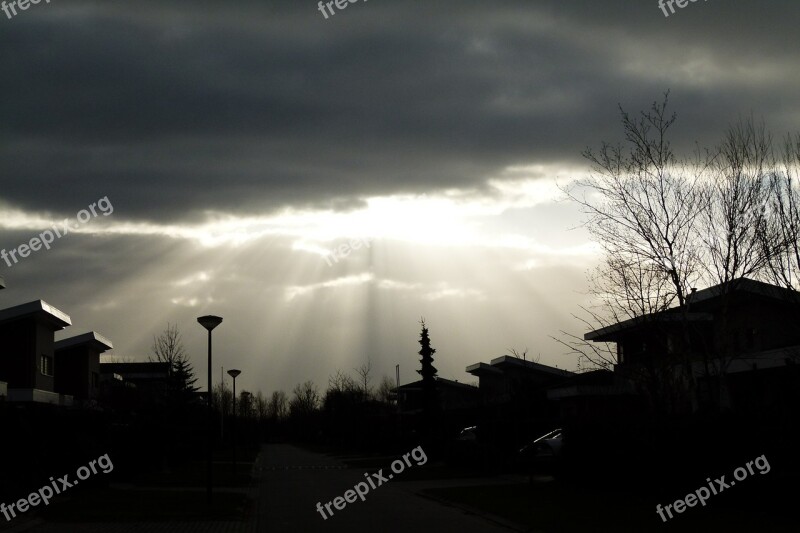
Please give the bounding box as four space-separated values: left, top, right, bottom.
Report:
227 369 241 477
197 315 223 507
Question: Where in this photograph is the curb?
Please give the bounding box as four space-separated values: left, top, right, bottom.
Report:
0 517 44 533
415 489 542 533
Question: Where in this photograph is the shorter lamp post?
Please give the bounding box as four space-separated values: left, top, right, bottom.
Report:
227 368 241 477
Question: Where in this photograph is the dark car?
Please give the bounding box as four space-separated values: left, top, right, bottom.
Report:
519 428 563 478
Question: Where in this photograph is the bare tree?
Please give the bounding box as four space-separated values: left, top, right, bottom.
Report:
701 118 774 286
267 390 288 420
564 92 706 317
289 380 320 417
765 134 800 291
354 359 372 399
328 370 359 394
507 347 528 361
150 323 188 369
560 94 704 398
213 380 232 416
255 390 268 421
507 347 540 362
376 375 396 405
559 94 800 412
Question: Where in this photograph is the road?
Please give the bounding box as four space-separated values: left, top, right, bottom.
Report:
253 444 514 532
10 444 515 533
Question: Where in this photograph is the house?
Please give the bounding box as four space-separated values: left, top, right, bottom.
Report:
0 300 74 406
99 361 171 406
466 355 574 407
396 377 479 414
584 278 800 411
465 356 575 449
54 331 113 403
546 369 639 423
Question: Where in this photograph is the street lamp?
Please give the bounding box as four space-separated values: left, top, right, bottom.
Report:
197 315 223 507
227 368 241 477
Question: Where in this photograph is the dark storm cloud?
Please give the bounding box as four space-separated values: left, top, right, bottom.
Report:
1 0 800 222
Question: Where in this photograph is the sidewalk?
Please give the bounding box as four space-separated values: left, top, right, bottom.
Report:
1 454 263 533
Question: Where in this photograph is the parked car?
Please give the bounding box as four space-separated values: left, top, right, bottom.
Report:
447 425 482 465
519 428 563 477
456 425 478 442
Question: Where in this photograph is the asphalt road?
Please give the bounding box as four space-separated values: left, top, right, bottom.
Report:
254 444 513 532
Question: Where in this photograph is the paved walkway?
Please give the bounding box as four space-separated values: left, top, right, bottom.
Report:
7 444 519 533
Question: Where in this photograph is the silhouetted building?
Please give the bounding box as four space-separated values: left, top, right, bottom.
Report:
54 331 113 403
0 300 73 406
585 278 800 411
100 361 170 406
397 377 479 414
546 369 639 423
466 355 574 407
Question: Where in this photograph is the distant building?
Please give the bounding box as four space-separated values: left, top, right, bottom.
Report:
396 377 479 414
100 361 171 406
0 300 73 406
466 355 574 407
55 331 113 403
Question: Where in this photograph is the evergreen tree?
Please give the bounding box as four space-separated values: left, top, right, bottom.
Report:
171 356 199 403
417 318 438 417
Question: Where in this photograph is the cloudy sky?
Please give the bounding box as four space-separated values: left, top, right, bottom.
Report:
1 0 798 394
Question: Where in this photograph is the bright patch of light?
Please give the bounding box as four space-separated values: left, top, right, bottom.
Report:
285 273 375 301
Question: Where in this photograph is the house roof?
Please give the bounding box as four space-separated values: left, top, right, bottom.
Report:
100 362 170 378
0 300 71 329
584 278 798 343
584 312 713 342
687 277 800 306
55 331 114 352
466 355 574 378
396 376 478 392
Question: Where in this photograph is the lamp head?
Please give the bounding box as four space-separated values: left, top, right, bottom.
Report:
197 315 223 331
227 369 241 379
